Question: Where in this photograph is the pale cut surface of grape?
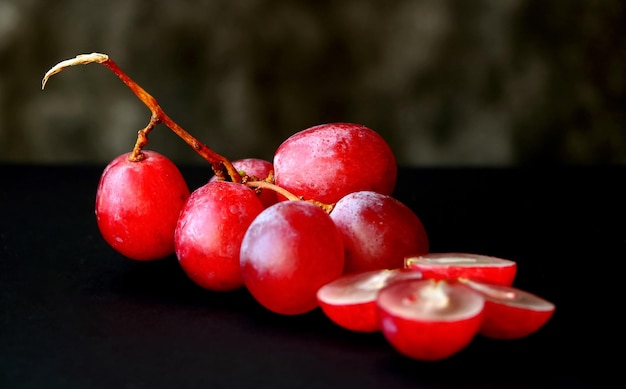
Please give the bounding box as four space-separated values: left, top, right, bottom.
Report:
317 269 423 305
377 280 484 322
406 252 516 268
462 280 555 311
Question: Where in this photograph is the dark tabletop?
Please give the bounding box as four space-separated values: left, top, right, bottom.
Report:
1 164 621 388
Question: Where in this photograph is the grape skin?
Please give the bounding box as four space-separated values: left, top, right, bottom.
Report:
95 150 190 261
240 201 345 315
273 123 397 204
175 181 265 291
210 158 278 208
330 191 429 274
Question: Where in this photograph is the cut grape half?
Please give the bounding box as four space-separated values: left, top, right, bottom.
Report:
405 252 517 286
377 279 484 361
461 279 555 339
317 268 423 332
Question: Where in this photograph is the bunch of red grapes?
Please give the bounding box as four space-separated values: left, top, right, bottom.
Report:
42 53 555 362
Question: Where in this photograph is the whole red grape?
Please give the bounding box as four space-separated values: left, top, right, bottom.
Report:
95 150 190 261
175 181 265 291
330 191 429 274
273 123 397 204
240 200 345 315
210 158 277 208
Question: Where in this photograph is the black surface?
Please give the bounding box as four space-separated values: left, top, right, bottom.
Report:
1 164 621 388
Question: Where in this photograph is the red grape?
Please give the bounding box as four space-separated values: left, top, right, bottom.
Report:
405 253 517 286
210 158 278 208
330 191 429 274
175 181 265 291
273 123 397 204
240 200 345 315
462 279 555 339
377 279 484 361
317 268 424 332
95 150 190 261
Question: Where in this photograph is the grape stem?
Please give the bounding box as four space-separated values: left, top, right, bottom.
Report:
241 179 334 213
245 180 299 201
41 52 336 212
41 53 241 183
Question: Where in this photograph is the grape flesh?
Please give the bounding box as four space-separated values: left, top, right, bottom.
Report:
377 279 484 361
95 150 190 261
175 181 265 291
330 191 429 274
240 201 345 315
273 123 397 204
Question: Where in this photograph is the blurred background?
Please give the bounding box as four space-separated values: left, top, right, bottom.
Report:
1 0 625 166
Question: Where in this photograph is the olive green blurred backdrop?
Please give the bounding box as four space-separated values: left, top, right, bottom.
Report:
1 0 625 166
